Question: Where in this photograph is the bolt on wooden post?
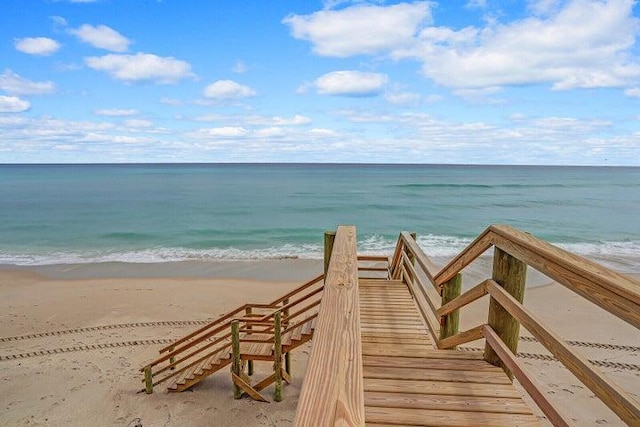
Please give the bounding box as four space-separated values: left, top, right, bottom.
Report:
484 247 527 380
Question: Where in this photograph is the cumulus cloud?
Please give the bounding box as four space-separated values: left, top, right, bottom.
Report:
85 53 193 83
313 71 388 96
283 2 431 57
94 108 138 116
0 69 56 95
14 37 61 56
69 24 131 52
0 95 30 113
404 0 640 90
288 0 640 93
203 80 256 100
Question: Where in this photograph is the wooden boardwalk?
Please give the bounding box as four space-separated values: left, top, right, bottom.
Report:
359 278 540 426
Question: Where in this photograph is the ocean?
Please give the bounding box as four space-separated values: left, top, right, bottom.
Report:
0 163 638 273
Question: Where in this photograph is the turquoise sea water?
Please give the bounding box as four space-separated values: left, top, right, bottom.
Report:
0 164 638 272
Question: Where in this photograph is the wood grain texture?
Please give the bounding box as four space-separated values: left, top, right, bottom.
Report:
294 225 365 427
486 280 640 425
483 325 574 427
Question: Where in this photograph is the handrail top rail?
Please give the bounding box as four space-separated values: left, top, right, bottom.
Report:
434 224 640 300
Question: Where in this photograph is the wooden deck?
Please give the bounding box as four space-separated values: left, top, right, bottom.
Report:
359 278 539 426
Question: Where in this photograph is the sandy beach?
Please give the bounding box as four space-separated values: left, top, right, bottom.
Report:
0 260 638 426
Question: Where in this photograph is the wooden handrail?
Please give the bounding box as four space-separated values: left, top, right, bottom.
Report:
391 224 640 425
267 274 324 307
294 225 365 427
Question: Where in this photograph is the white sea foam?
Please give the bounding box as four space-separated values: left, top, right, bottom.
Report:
2 234 637 274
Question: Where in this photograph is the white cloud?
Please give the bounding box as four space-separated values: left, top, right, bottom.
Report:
51 16 68 28
14 37 61 56
385 91 421 105
232 61 248 74
191 126 249 138
203 80 256 100
283 2 432 57
94 108 138 116
124 119 153 128
69 24 131 52
85 53 194 83
403 0 640 90
624 87 640 97
247 114 311 126
160 97 183 106
314 71 388 96
0 95 30 113
0 69 56 95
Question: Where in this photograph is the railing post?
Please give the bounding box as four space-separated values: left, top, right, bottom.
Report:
283 298 291 375
231 320 242 399
408 232 417 267
245 307 254 376
144 365 153 394
273 311 283 402
324 230 336 277
484 247 527 379
439 273 462 344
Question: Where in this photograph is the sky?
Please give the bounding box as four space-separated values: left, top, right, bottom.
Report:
1 0 640 165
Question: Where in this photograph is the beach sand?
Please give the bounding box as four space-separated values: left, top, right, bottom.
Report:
0 261 638 426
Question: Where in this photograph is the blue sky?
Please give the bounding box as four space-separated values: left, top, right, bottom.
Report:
1 0 639 164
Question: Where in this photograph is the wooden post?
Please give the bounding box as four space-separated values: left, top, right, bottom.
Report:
323 230 336 277
231 320 242 399
273 311 283 402
408 232 417 267
439 273 462 344
245 307 254 376
282 298 291 375
169 346 175 369
144 365 153 394
484 247 527 380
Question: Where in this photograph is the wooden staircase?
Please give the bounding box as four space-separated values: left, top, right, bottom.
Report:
140 274 324 397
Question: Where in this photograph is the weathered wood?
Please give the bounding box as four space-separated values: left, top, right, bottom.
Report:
144 365 153 394
294 225 364 427
483 325 574 427
323 230 336 277
484 247 527 379
273 311 283 402
439 273 462 343
485 280 640 425
231 320 242 399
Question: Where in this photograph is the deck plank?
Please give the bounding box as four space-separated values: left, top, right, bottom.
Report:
358 276 539 426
